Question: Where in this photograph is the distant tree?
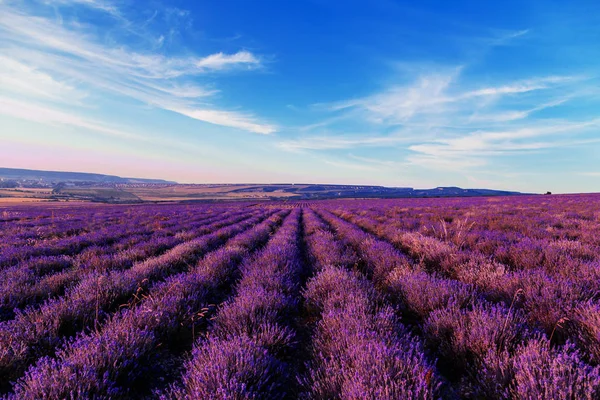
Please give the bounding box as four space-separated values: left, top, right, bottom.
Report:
545 191 552 195
52 182 66 194
0 180 18 188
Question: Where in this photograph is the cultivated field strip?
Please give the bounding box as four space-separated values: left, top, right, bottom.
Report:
337 205 600 280
170 209 306 399
0 233 175 318
0 208 270 391
0 207 250 321
1 196 600 399
330 207 600 365
9 210 289 399
300 208 440 399
0 208 223 270
318 207 600 398
0 211 235 319
0 207 221 265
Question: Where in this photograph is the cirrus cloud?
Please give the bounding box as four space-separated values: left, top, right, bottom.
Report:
0 1 275 135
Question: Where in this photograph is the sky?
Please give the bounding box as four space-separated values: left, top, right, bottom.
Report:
1 0 599 193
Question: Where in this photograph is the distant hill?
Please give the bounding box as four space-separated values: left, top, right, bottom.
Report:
0 167 525 203
0 167 176 185
217 184 524 199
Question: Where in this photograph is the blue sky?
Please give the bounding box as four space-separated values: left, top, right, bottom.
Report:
1 0 599 192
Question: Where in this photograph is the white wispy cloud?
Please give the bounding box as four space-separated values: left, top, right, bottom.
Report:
406 154 486 171
41 0 120 16
196 51 261 71
0 2 275 134
482 29 531 47
406 119 600 170
0 9 259 78
326 73 575 126
328 71 458 123
277 133 417 152
501 29 530 41
0 96 141 140
467 111 531 123
459 77 568 98
0 56 87 104
169 107 276 135
287 62 596 173
348 154 405 168
0 96 229 157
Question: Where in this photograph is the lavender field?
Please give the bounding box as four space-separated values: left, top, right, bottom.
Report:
1 195 600 399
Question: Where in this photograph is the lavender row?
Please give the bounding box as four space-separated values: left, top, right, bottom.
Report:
316 209 417 284
330 207 600 359
0 208 269 390
171 209 305 399
8 210 289 399
0 234 173 320
331 198 600 274
382 204 599 277
0 207 210 266
301 209 440 399
0 208 246 318
0 208 225 283
317 208 600 398
0 206 172 249
0 204 217 241
320 195 600 248
0 207 225 269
